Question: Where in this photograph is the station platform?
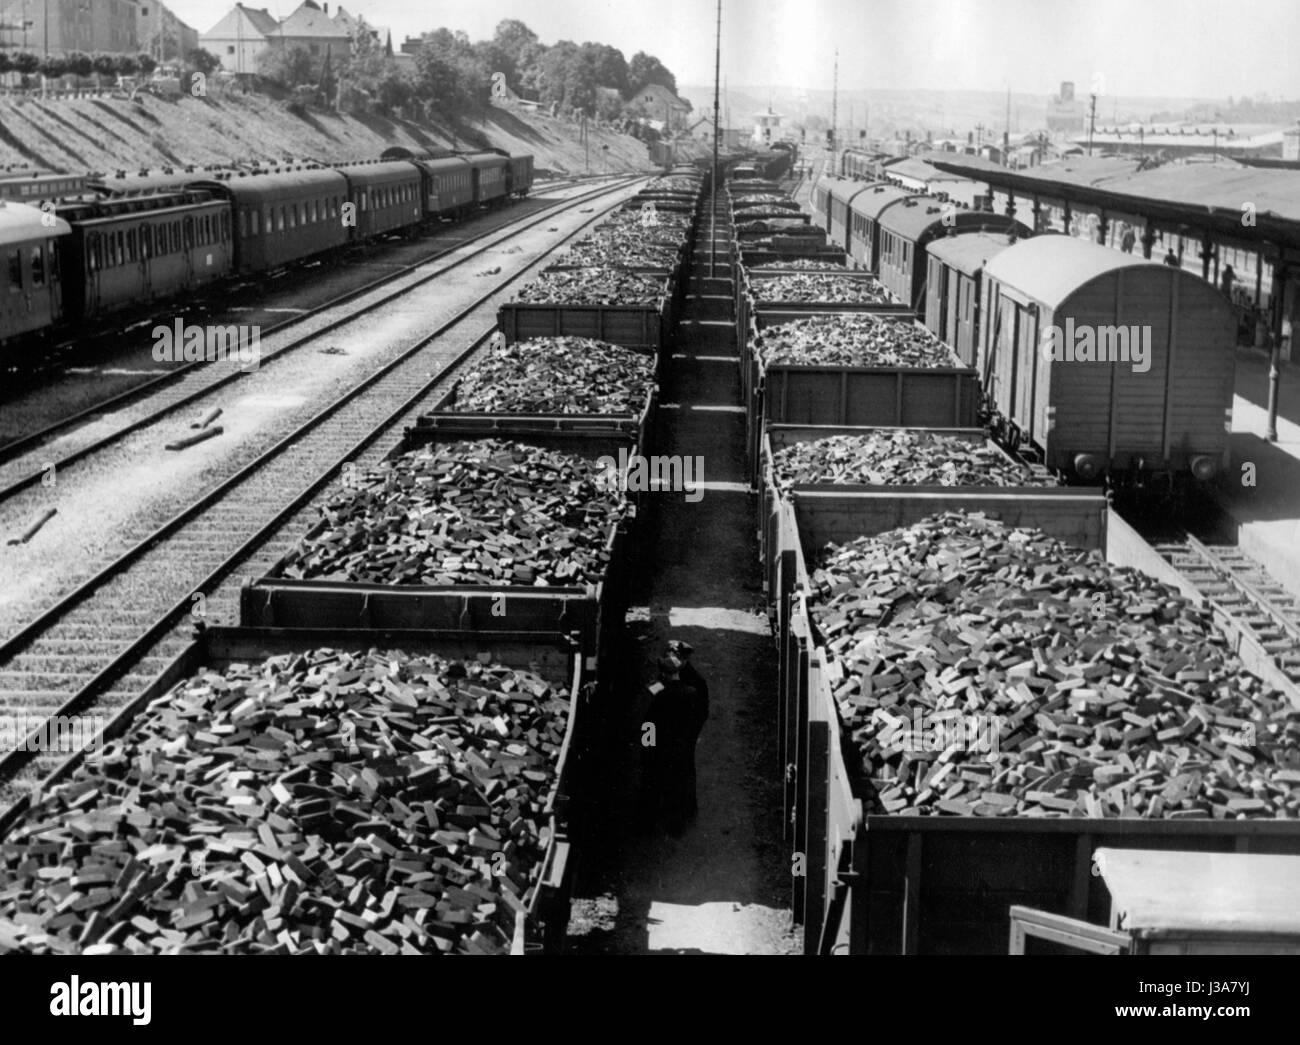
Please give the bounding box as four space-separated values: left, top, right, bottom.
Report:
1213 347 1300 598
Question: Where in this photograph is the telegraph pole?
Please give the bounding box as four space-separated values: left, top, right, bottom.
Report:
1087 93 1097 156
830 49 838 157
709 0 721 277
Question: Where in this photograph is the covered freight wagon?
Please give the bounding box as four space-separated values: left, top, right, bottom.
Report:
924 231 1019 366
978 236 1237 484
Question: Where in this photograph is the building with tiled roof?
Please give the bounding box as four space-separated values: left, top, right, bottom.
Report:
201 4 280 74
266 0 349 56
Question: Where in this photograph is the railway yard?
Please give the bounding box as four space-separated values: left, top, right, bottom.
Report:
1 49 1300 974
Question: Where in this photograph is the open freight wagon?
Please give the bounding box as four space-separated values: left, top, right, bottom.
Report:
497 282 672 360
240 414 647 698
755 424 1081 601
771 495 1300 954
735 267 914 381
743 311 974 485
0 625 590 955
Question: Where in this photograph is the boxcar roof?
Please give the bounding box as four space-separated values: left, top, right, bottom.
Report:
848 184 920 222
926 230 1020 275
825 175 881 208
411 156 473 176
333 160 421 186
878 197 952 239
461 152 508 170
0 201 71 238
1095 848 1300 936
90 170 213 195
191 168 349 204
885 204 1028 242
983 234 1161 308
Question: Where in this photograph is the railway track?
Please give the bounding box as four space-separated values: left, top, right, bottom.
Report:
1154 533 1300 686
0 174 647 812
0 175 638 494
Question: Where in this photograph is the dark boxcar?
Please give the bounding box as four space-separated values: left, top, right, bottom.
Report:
0 201 72 358
58 189 232 322
463 151 509 205
412 155 475 218
336 160 424 241
193 168 349 276
924 231 1018 367
877 201 1028 311
847 184 919 271
979 235 1237 482
507 154 534 197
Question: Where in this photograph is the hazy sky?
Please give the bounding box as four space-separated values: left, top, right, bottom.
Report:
165 0 1298 99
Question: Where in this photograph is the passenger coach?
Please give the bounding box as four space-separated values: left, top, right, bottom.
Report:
336 161 424 241
57 189 232 321
193 167 349 275
846 184 918 270
0 201 71 355
876 200 1027 311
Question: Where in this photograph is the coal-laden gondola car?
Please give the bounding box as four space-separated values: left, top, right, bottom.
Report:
56 188 232 322
190 166 350 276
335 160 424 241
0 201 72 361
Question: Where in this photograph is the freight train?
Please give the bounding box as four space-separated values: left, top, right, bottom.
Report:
808 172 1236 490
0 149 534 363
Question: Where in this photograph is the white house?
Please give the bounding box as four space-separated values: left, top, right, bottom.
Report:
201 4 279 75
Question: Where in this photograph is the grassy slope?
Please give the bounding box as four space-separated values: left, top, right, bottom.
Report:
0 90 656 175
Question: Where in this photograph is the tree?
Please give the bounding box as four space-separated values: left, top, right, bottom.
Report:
515 41 547 96
581 42 628 96
185 48 221 77
11 51 40 76
413 28 490 112
539 40 595 114
626 51 677 98
257 46 318 89
66 52 94 78
91 52 117 84
493 19 538 67
376 68 414 114
473 39 515 93
136 53 158 76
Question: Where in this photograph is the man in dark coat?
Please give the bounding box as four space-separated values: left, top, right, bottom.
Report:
642 654 701 835
667 639 708 819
